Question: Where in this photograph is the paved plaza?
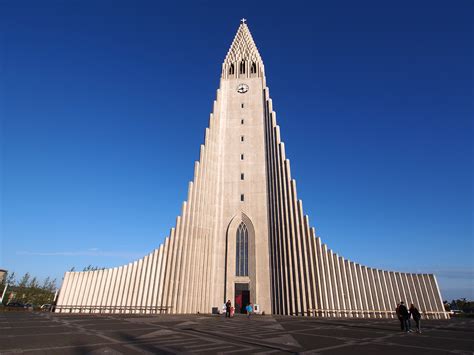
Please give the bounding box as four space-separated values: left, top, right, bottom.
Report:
0 312 472 354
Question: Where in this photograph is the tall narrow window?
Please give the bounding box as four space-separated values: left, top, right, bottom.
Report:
240 154 244 160
236 222 248 276
241 173 244 180
240 194 245 202
241 119 244 125
241 136 244 142
229 63 235 75
241 103 244 108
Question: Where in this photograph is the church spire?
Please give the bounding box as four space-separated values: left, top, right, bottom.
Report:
222 20 264 79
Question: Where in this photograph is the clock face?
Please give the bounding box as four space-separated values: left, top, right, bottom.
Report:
237 84 249 94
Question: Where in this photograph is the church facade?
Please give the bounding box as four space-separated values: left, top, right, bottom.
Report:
56 22 448 319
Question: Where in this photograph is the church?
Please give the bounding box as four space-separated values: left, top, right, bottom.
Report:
55 21 447 319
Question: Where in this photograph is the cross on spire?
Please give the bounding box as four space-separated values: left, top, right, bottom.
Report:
240 18 247 24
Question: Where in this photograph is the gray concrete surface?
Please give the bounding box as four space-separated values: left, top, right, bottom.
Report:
0 312 472 354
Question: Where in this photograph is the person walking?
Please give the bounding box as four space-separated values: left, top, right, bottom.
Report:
410 303 421 333
399 301 411 332
395 303 404 331
246 303 253 318
225 300 232 318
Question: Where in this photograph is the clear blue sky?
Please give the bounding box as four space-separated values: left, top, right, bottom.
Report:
1 0 472 301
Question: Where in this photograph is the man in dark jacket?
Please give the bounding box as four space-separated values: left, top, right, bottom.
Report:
410 303 421 333
399 301 411 332
225 300 232 318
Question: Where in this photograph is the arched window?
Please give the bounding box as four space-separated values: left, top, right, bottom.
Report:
229 63 235 75
250 62 256 74
236 222 248 276
240 60 246 74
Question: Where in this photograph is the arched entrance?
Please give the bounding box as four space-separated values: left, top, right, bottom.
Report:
225 213 256 313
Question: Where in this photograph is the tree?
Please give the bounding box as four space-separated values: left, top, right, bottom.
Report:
42 278 56 292
28 277 39 289
18 273 31 288
6 272 16 286
83 265 103 271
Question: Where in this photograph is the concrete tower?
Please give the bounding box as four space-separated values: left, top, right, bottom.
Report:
55 21 448 319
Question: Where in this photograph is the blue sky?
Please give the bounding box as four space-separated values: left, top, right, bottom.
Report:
1 0 472 301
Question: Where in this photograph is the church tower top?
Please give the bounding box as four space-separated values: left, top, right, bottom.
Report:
222 20 264 79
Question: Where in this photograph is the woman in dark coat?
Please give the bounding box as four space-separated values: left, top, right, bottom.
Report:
395 303 404 331
410 303 421 333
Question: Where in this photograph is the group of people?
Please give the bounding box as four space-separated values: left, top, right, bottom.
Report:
225 300 254 318
396 301 421 333
224 298 422 329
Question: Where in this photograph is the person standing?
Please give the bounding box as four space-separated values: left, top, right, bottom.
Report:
399 301 411 332
395 303 404 331
225 300 232 318
410 303 421 333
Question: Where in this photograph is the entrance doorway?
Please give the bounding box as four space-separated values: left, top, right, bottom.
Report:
235 283 250 314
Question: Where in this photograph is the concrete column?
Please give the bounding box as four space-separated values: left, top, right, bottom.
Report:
402 273 414 307
176 185 193 313
322 244 334 316
125 262 138 310
71 272 86 311
145 249 158 308
181 176 198 314
80 271 93 308
339 257 350 317
187 159 203 313
356 264 368 318
152 246 164 311
136 256 148 310
330 252 341 316
378 270 389 317
285 172 303 315
280 146 296 315
265 101 279 314
99 269 112 310
391 272 401 306
161 228 175 309
168 215 184 313
56 272 71 312
316 238 328 316
130 259 142 312
369 268 381 318
157 238 169 309
303 215 317 314
93 270 105 313
350 262 362 317
141 253 153 309
364 267 375 317
111 267 124 311
345 260 356 317
414 274 428 316
395 272 407 305
119 264 131 309
385 271 396 316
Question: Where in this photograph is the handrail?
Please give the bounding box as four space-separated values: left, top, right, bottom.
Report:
54 305 173 314
304 308 449 319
